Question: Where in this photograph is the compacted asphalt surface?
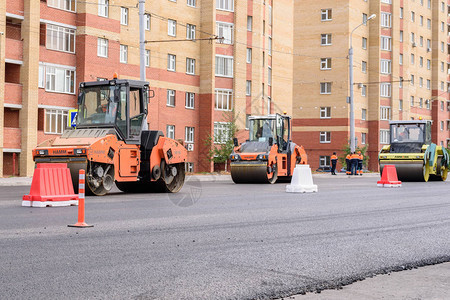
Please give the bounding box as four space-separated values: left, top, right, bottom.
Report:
0 174 449 299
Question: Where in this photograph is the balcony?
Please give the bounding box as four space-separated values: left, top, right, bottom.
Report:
4 83 22 107
3 127 22 150
5 38 23 62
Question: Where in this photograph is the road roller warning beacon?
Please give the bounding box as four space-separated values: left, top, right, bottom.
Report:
230 113 307 183
378 120 449 182
32 76 187 195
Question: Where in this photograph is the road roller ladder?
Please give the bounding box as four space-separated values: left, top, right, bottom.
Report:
378 120 449 182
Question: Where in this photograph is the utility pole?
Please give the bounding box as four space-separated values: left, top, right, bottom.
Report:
138 0 148 129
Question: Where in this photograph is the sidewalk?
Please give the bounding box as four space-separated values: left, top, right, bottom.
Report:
283 262 450 300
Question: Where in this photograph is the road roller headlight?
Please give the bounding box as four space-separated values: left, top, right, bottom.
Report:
74 148 86 155
37 149 48 156
230 154 241 161
257 154 269 161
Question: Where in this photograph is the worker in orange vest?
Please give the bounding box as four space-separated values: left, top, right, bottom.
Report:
330 152 338 175
350 152 360 175
345 153 351 175
357 151 364 175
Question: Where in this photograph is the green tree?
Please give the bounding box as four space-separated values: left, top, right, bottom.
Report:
204 111 237 172
338 143 369 169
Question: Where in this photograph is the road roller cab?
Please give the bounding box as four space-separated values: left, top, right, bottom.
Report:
230 114 307 183
379 120 449 182
33 77 187 195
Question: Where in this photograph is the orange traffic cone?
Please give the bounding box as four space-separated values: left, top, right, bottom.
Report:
68 169 93 228
377 165 402 187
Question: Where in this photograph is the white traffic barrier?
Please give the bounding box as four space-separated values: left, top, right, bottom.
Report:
286 164 318 193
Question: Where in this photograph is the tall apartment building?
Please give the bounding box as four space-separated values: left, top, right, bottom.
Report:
0 0 293 177
293 0 450 171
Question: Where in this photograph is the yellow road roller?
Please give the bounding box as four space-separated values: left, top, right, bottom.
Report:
379 120 449 182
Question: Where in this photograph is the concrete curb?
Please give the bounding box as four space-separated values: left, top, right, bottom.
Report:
0 173 382 186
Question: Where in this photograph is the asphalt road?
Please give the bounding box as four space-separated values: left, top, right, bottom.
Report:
0 175 449 300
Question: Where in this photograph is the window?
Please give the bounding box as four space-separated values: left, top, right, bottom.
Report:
381 12 391 28
427 59 431 70
380 130 390 144
268 67 272 86
411 53 415 65
400 31 403 42
380 106 391 120
399 99 403 111
381 36 391 51
97 38 108 57
215 55 233 77
320 58 331 70
410 96 414 107
362 13 368 25
319 156 331 167
441 62 445 72
166 125 175 139
419 56 423 67
187 0 196 7
186 58 195 75
441 42 445 52
46 24 75 53
168 19 176 36
320 82 332 94
145 14 151 30
247 16 252 31
427 79 430 89
120 45 127 63
214 122 231 144
441 22 445 32
45 109 69 134
441 81 445 91
441 121 444 131
215 89 233 110
185 92 195 109
428 0 431 9
419 77 423 87
246 48 252 63
400 7 403 18
185 127 194 143
381 0 392 3
410 75 415 85
427 100 431 110
216 22 233 44
268 37 272 56
246 80 251 96
186 24 196 40
47 0 76 12
145 50 150 67
362 109 367 120
362 37 367 49
419 98 423 108
320 107 331 118
321 34 332 45
98 0 108 17
399 77 403 88
121 7 128 25
167 54 176 71
186 162 194 173
427 19 431 29
419 36 423 47
320 131 331 143
441 1 445 11
411 32 415 43
411 11 415 22
380 83 391 97
43 65 75 94
359 60 366 73
167 90 175 106
380 60 391 74
216 0 234 11
321 9 332 21
361 85 367 97
420 15 423 26
399 54 403 65
441 101 444 111
361 133 366 145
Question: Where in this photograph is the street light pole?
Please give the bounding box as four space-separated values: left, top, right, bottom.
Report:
349 14 376 153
